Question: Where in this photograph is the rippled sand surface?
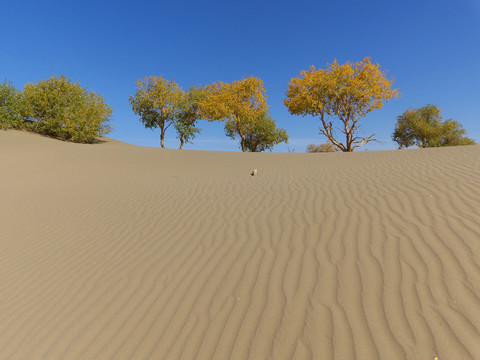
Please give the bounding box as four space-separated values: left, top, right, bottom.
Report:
1 130 480 359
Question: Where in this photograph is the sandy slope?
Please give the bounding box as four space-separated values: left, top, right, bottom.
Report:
1 130 480 360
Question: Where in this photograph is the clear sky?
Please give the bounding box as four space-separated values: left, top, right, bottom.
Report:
2 0 479 152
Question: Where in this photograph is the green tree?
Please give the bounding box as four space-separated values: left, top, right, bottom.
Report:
224 112 288 152
392 104 475 148
0 81 27 130
285 57 399 152
129 76 183 148
23 75 112 143
199 76 268 152
174 85 206 149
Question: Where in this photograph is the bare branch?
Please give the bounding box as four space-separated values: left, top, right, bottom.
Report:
351 132 377 150
319 114 346 151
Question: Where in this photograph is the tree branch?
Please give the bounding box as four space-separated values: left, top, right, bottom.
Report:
351 132 377 150
318 112 347 151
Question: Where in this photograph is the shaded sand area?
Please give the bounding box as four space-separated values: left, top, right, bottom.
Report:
1 130 480 360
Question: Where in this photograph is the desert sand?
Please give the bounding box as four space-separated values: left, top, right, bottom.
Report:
1 130 479 360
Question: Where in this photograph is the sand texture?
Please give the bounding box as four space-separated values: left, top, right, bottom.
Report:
1 130 480 360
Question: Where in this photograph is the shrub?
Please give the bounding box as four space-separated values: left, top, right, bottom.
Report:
0 81 27 130
393 104 475 148
23 75 112 143
306 142 338 153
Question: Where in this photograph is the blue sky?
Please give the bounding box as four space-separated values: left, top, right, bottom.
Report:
2 0 479 152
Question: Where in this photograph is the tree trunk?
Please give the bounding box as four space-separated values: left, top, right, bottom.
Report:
179 135 184 150
345 125 353 152
160 129 165 148
236 119 247 152
345 141 352 152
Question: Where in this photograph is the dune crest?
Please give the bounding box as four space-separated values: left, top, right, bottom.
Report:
1 130 480 359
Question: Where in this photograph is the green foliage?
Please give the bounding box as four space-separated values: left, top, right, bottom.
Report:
129 76 183 148
22 75 112 143
392 104 475 148
224 112 288 152
306 142 338 153
0 81 27 130
174 85 207 149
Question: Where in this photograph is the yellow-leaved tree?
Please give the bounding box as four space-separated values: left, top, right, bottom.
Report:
199 76 270 152
284 57 399 152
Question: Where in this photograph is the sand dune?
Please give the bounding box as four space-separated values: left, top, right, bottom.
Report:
1 130 480 360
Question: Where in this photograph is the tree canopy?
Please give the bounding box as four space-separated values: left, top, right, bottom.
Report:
224 112 288 152
199 76 269 151
22 75 112 143
129 76 183 148
174 85 207 149
392 104 475 148
284 57 399 152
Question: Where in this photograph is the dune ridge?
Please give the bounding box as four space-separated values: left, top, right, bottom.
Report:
1 130 480 359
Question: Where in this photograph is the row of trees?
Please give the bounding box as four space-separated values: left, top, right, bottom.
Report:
1 76 112 143
129 57 397 152
129 76 288 151
1 74 288 150
132 57 474 152
1 57 475 150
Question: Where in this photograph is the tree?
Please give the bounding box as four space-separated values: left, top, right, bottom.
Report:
393 104 475 148
174 85 206 149
284 57 399 152
0 81 28 130
306 142 338 153
129 76 183 148
199 76 268 152
23 75 112 143
224 112 288 152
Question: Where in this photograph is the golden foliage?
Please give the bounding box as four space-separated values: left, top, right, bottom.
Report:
198 76 270 151
284 57 399 151
198 76 268 123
